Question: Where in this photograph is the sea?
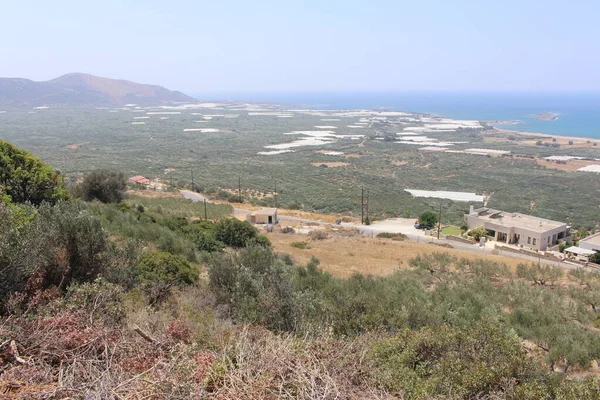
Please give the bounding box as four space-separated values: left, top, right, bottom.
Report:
196 92 600 139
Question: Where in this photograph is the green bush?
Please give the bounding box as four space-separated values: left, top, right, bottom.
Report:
137 251 198 287
247 235 272 248
370 321 548 399
214 218 258 248
80 169 127 204
291 241 310 249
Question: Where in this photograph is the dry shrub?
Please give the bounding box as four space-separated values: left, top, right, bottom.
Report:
208 326 389 400
309 230 328 241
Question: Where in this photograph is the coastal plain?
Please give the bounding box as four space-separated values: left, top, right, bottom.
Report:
1 103 599 228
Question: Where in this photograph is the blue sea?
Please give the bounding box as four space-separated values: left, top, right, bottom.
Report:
196 92 600 139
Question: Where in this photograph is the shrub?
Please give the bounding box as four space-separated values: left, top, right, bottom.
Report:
137 252 198 287
80 169 127 204
214 218 258 248
280 226 295 234
247 235 272 248
192 232 224 253
516 263 563 286
291 241 310 249
370 321 544 398
309 230 328 241
376 232 407 240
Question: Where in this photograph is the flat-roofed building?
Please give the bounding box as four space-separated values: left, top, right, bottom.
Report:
247 207 278 225
466 206 570 251
578 232 600 253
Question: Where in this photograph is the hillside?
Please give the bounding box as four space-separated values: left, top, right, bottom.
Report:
0 73 197 106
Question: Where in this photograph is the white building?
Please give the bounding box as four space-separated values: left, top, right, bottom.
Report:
466 207 570 251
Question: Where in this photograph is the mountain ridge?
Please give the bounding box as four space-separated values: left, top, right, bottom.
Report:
0 73 197 106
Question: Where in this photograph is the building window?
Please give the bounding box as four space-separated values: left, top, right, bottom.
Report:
528 237 531 244
533 238 536 245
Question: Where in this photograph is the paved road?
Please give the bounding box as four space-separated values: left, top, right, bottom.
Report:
179 190 584 270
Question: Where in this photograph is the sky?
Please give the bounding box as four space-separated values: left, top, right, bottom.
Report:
1 0 599 94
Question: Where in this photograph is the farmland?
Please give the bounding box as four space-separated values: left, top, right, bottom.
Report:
1 104 600 228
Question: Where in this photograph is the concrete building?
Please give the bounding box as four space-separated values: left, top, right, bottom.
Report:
578 232 600 253
247 207 278 225
466 206 570 251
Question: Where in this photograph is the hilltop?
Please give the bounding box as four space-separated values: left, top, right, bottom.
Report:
0 73 197 106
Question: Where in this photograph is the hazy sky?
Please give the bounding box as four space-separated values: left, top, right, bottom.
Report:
2 0 599 94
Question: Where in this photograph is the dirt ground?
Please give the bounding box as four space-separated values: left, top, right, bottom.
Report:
126 189 183 199
267 230 527 277
536 158 600 172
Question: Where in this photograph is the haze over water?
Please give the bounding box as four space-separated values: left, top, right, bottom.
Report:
198 92 600 139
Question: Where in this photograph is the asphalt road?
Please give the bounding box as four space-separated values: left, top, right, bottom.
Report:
179 190 584 270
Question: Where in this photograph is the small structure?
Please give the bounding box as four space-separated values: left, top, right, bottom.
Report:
247 207 278 225
466 206 570 251
564 246 596 262
128 175 151 187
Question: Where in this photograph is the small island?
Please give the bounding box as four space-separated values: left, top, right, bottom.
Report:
531 112 558 121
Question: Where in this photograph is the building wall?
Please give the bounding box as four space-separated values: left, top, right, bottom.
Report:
579 233 600 252
467 215 568 251
255 212 278 224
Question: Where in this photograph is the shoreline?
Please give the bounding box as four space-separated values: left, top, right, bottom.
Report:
493 127 600 145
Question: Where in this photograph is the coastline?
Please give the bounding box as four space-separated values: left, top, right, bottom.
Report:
493 127 600 145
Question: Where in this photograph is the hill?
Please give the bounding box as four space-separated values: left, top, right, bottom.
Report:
0 73 197 106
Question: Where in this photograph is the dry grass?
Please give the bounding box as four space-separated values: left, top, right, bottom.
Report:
536 158 600 172
268 231 527 277
126 189 183 199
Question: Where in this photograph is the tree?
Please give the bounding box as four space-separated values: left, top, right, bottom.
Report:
80 169 127 203
590 252 600 264
468 226 487 241
214 218 258 248
0 139 68 205
418 211 438 229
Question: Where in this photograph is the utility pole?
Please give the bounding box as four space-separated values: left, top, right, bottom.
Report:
365 188 369 224
274 180 278 208
238 176 242 203
361 185 364 225
204 199 208 220
437 200 442 239
190 169 194 191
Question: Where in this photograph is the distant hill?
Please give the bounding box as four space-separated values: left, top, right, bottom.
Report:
0 73 197 106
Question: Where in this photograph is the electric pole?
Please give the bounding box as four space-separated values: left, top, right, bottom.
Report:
361 185 364 225
204 199 208 220
274 180 278 208
190 169 194 191
238 176 242 203
365 188 369 225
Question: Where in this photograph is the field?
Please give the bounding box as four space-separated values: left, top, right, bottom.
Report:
267 229 527 277
1 104 600 228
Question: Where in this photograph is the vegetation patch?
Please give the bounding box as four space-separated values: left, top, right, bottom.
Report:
441 225 462 236
291 241 310 249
